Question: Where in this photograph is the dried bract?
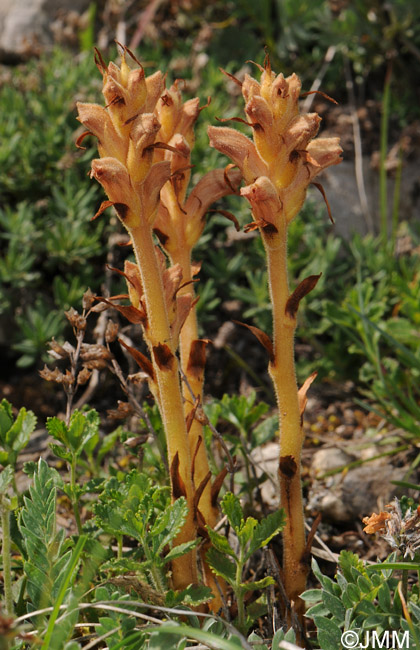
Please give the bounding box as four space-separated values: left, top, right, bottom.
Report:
363 498 420 559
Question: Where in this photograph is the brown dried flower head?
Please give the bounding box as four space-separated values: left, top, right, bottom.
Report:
363 498 420 559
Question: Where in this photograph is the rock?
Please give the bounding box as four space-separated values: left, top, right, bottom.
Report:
250 441 279 506
308 459 406 524
310 155 420 239
0 0 91 61
311 447 354 477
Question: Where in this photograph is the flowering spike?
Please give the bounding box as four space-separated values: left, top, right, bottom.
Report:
209 61 342 625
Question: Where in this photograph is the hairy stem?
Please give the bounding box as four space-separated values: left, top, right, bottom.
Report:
264 224 307 612
129 223 197 589
172 245 226 608
172 246 215 521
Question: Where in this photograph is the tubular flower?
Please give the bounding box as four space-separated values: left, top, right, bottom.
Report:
76 50 170 230
208 65 342 229
152 81 241 256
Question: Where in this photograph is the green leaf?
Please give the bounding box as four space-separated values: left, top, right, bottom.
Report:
94 501 126 537
317 630 342 650
46 417 69 444
355 599 376 616
410 602 420 623
377 582 391 612
284 627 297 643
107 631 146 650
97 428 121 464
163 540 199 563
221 492 243 533
6 407 36 453
247 631 268 650
346 582 361 604
41 535 87 649
339 550 366 582
322 590 346 620
357 575 372 593
0 399 13 441
240 575 275 591
252 414 278 446
207 526 237 558
166 584 213 607
0 466 14 493
18 459 69 611
247 509 285 559
206 547 236 585
366 561 420 572
153 497 188 552
150 623 243 650
305 602 330 617
49 443 72 462
313 616 342 649
301 588 322 603
238 516 257 548
364 614 386 627
67 409 99 455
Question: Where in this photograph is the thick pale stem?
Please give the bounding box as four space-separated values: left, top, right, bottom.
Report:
129 223 197 589
173 247 214 515
264 224 307 608
172 245 224 611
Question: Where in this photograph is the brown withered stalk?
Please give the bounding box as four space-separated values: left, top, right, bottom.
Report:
208 57 342 622
76 46 237 600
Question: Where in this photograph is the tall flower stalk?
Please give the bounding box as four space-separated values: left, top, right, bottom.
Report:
208 58 342 616
152 81 240 607
76 47 237 599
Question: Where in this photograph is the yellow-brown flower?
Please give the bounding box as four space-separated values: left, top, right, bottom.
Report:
208 65 342 228
76 50 170 230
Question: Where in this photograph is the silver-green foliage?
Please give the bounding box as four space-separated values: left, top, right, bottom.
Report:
302 551 420 650
18 458 69 612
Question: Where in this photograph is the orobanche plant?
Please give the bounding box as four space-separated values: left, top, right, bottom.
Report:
76 45 239 606
208 56 342 617
76 45 341 626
